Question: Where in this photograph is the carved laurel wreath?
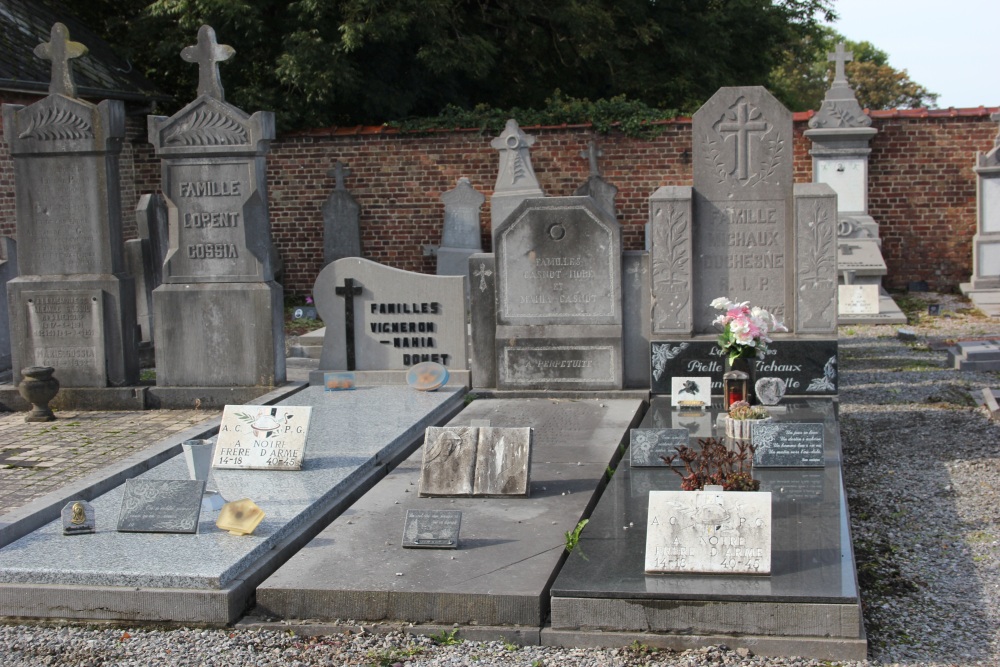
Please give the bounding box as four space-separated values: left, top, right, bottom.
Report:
164 109 249 146
18 106 92 140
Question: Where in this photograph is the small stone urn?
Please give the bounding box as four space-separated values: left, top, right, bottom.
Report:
18 366 59 422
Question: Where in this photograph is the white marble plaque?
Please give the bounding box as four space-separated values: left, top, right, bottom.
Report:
645 490 771 574
982 177 1000 234
838 284 879 315
816 158 866 212
213 405 313 470
979 241 1000 277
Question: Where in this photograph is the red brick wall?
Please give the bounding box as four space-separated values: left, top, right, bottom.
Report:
0 94 996 296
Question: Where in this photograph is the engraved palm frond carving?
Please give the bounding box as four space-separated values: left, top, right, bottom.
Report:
799 203 836 285
18 106 92 140
651 204 691 330
164 109 249 146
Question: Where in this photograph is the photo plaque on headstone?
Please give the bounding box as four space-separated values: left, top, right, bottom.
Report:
751 422 825 467
402 509 462 549
629 428 689 467
214 405 312 470
61 499 96 535
117 479 206 534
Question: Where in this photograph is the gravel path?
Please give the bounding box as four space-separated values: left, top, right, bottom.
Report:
2 293 999 666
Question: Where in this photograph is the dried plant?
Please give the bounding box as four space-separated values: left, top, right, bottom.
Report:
661 437 760 492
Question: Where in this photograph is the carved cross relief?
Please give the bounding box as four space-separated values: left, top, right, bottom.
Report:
181 25 235 101
35 23 87 98
716 100 770 182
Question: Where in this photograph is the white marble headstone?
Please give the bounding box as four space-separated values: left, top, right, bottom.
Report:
213 405 312 470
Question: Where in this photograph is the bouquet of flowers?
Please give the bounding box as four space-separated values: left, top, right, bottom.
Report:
710 297 787 363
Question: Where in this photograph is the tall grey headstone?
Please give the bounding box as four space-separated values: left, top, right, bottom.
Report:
127 194 169 346
649 87 837 337
805 43 903 324
492 196 623 390
322 160 362 266
962 112 1000 310
0 238 17 372
147 25 285 386
490 119 544 243
574 140 618 222
2 23 139 387
437 177 484 277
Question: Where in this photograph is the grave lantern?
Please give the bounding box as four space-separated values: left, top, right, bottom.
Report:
723 370 750 410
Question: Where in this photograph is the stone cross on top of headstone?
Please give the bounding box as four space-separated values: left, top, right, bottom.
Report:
828 42 852 83
181 25 235 101
491 119 539 189
35 23 87 98
581 140 603 177
328 160 351 190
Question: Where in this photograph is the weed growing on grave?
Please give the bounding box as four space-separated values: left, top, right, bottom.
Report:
501 639 519 651
429 628 462 645
139 369 156 382
365 646 424 665
564 519 589 552
661 437 759 491
606 466 615 480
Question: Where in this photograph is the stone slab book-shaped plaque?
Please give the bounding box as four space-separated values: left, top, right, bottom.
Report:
752 422 825 468
419 426 533 497
117 479 206 534
629 428 689 467
402 509 462 549
645 489 771 574
23 290 106 387
213 405 312 470
650 340 838 396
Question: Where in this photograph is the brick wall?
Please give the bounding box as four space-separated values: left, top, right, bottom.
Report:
1 93 996 296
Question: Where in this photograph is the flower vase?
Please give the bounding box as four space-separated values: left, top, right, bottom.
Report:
18 366 59 422
725 354 757 404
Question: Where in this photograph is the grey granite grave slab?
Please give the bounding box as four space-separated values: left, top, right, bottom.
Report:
254 397 644 627
0 385 465 623
947 339 1000 370
323 161 362 265
490 119 544 238
622 251 651 389
547 396 865 661
310 257 468 382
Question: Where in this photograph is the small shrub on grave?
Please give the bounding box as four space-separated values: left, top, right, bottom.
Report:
661 437 759 492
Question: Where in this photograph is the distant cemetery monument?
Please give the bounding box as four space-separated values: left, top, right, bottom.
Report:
490 119 544 242
805 42 905 324
146 26 285 386
961 111 1000 315
436 177 485 278
3 23 139 387
322 160 362 266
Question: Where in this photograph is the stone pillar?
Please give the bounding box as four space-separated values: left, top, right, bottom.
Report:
3 23 138 387
148 25 284 387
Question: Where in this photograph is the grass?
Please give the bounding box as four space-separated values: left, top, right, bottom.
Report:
365 646 424 666
564 519 589 553
429 628 462 646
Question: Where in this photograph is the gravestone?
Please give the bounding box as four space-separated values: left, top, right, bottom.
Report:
147 25 285 386
574 140 618 222
127 194 170 346
0 238 17 372
490 119 544 242
2 23 138 387
491 196 624 390
437 177 484 277
322 160 362 265
214 405 313 469
805 43 905 324
649 87 838 393
310 257 468 385
961 112 1000 315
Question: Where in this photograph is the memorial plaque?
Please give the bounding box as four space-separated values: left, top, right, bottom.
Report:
751 422 825 467
24 290 106 387
500 343 618 387
214 405 313 470
650 340 838 396
645 489 771 574
472 427 532 496
630 428 689 467
419 426 478 496
117 479 205 533
61 499 96 535
838 284 879 315
815 158 866 212
671 376 711 407
402 509 462 549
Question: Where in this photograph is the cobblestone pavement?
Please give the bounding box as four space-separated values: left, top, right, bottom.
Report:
0 408 220 517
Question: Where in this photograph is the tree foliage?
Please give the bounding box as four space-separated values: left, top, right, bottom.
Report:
767 26 938 111
76 0 835 132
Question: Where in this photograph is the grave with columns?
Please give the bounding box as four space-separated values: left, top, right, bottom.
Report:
961 112 1000 316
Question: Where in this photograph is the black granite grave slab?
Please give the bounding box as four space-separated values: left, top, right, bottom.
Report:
650 340 838 395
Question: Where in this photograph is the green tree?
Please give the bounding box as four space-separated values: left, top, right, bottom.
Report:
768 26 937 111
78 0 837 130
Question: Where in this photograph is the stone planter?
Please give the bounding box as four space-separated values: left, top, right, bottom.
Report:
18 366 59 422
724 415 773 441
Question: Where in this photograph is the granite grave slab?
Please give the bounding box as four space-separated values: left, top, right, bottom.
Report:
254 398 644 627
0 385 465 623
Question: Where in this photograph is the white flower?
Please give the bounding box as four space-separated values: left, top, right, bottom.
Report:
710 297 733 310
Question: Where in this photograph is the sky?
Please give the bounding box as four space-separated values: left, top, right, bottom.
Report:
824 0 998 109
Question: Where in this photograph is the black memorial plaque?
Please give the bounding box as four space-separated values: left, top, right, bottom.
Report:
752 422 825 468
629 428 689 467
402 509 462 549
117 479 206 533
650 340 838 396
